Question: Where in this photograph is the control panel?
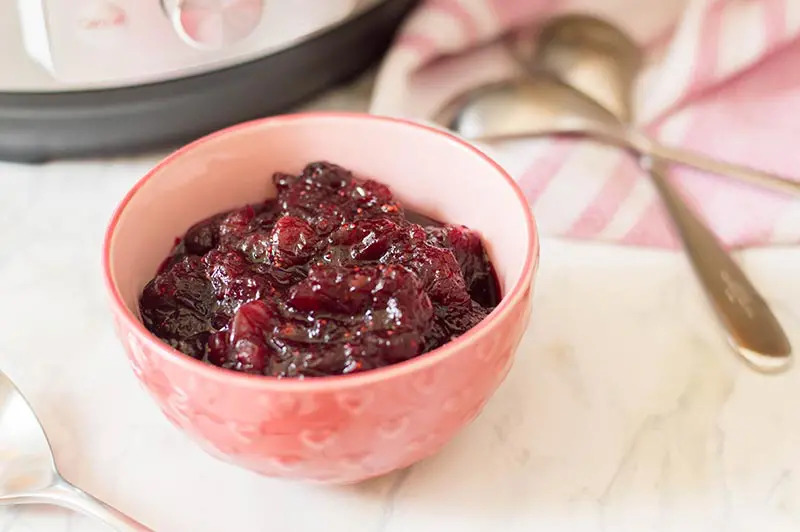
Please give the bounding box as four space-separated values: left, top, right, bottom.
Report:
13 0 364 89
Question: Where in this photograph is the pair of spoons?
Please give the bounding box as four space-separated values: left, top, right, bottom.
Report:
439 15 793 373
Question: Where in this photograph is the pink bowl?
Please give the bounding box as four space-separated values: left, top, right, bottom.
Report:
103 112 539 484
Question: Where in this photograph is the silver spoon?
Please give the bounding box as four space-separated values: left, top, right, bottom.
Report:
436 56 800 199
0 369 152 530
447 75 793 372
531 14 791 372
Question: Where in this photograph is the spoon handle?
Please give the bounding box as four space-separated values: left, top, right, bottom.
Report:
462 124 800 199
634 134 800 198
643 157 792 372
41 478 153 531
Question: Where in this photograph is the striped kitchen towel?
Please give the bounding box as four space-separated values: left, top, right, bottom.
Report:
369 0 800 248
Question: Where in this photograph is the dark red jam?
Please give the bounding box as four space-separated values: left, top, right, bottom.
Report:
139 162 500 378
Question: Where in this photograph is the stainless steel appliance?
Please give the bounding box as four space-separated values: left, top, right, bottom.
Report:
0 0 417 162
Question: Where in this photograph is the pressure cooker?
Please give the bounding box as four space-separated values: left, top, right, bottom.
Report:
0 0 417 162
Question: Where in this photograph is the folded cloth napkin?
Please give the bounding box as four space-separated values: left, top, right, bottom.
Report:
369 0 800 248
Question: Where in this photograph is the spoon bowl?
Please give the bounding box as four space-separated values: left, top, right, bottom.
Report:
0 375 57 498
529 13 641 123
440 77 621 143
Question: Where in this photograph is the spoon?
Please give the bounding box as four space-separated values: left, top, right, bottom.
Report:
531 14 792 372
0 369 152 530
436 64 800 199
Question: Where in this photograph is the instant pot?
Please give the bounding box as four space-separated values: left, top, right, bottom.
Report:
0 0 417 162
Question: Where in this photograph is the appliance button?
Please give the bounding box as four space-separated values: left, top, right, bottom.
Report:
75 1 128 46
165 0 263 50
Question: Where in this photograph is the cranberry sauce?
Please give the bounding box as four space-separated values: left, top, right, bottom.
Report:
139 162 501 378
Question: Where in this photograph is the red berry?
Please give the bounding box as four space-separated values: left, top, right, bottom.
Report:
269 216 318 266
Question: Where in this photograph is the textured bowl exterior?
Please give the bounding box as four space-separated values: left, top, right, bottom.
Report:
104 113 538 484
111 287 532 484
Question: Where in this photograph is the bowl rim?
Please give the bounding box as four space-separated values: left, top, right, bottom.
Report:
102 111 539 391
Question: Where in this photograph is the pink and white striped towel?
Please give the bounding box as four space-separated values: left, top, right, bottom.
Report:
369 0 800 248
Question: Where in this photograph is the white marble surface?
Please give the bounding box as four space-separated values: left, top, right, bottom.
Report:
1 75 800 532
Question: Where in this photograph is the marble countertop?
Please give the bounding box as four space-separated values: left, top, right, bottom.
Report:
1 75 800 532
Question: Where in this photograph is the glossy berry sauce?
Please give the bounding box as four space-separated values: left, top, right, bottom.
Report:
139 162 501 378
